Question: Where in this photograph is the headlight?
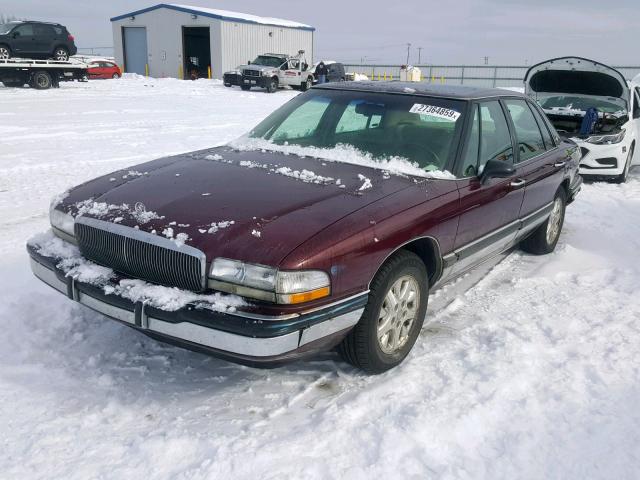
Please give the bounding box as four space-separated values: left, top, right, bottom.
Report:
50 208 76 242
586 129 626 145
209 258 330 304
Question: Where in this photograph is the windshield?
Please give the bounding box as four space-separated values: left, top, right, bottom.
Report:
252 56 285 68
0 23 16 35
538 95 626 114
248 90 466 173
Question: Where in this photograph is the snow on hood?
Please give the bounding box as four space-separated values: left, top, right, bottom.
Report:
29 230 246 313
229 137 456 180
524 57 630 107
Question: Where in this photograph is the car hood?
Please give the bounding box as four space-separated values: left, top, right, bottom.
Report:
524 57 630 107
59 147 419 266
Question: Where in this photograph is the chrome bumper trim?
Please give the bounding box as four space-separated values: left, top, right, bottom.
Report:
29 258 362 358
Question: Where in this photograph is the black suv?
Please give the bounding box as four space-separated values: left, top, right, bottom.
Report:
0 21 77 61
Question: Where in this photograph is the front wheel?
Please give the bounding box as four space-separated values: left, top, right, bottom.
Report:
300 76 312 91
338 250 428 374
265 77 278 93
112 73 120 79
520 188 566 255
613 144 634 184
0 44 11 59
240 84 251 91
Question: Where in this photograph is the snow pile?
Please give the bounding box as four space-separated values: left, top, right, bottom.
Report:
28 230 245 313
199 220 235 234
231 136 456 179
357 174 372 191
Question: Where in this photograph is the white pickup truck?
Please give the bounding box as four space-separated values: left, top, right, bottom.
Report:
225 51 315 93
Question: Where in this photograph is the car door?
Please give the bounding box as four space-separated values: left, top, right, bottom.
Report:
451 100 524 276
10 23 35 56
502 98 566 237
32 24 54 55
281 59 300 86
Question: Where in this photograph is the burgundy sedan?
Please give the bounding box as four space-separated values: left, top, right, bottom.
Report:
87 60 121 79
28 83 582 373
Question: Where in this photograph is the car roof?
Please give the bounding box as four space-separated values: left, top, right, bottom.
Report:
8 20 63 26
315 81 525 100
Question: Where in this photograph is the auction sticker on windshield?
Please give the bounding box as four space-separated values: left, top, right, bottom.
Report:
409 104 461 121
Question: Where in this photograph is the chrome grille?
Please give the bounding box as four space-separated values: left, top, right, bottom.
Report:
75 217 206 292
243 69 260 77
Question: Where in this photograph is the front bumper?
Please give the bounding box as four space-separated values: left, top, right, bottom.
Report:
575 138 630 177
28 246 366 367
241 74 269 88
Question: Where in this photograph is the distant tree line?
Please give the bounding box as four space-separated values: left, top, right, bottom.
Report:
0 14 22 23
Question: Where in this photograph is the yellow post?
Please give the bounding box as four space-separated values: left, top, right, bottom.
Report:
431 75 435 83
179 65 183 79
208 66 212 79
377 73 381 81
145 63 149 76
371 69 374 79
441 75 444 84
384 72 387 81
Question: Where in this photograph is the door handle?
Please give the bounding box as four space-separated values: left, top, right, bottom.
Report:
510 178 526 189
554 161 566 168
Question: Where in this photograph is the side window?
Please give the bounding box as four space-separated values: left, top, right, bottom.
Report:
33 24 53 37
14 24 34 36
288 59 300 70
270 97 331 141
479 101 514 172
460 104 480 177
528 103 555 150
54 26 63 35
336 100 382 133
504 99 546 162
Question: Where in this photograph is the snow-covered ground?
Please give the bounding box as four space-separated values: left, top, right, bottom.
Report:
2 77 640 479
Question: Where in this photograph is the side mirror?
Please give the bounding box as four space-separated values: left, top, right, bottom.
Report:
247 60 251 65
480 159 515 183
12 31 20 38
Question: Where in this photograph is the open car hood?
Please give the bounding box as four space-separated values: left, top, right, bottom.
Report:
524 57 630 106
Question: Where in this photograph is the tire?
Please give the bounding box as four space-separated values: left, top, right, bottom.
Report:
613 144 634 184
266 77 278 93
300 76 312 91
520 188 567 255
112 73 120 79
30 70 53 90
240 84 251 91
224 82 232 87
338 250 429 374
0 44 10 59
52 47 69 61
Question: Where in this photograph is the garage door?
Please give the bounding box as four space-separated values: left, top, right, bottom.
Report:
123 27 148 75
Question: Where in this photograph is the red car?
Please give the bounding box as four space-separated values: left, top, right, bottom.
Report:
29 83 582 373
87 60 121 79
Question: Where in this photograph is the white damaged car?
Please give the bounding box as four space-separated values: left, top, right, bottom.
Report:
525 57 640 182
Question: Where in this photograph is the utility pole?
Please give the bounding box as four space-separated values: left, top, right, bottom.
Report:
484 56 489 65
406 43 411 65
417 47 423 65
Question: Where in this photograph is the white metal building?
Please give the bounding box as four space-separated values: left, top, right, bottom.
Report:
110 3 314 79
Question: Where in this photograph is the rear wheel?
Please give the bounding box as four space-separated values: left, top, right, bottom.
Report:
520 188 566 255
266 77 278 93
338 250 428 374
0 44 10 59
613 144 634 184
52 47 69 61
30 70 53 90
240 84 251 91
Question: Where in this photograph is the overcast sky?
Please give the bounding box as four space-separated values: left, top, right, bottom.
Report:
2 0 638 65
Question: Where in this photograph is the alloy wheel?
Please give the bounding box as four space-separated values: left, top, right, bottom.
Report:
377 275 420 354
54 49 69 61
0 47 9 59
546 197 563 244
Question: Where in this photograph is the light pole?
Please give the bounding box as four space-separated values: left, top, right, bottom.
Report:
417 47 423 65
406 43 411 65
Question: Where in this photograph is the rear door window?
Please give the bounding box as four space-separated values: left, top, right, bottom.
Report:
478 101 514 172
504 99 547 162
33 24 54 37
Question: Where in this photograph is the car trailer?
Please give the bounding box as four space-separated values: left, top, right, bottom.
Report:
0 58 88 90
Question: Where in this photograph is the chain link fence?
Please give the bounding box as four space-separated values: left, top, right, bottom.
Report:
344 64 640 87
